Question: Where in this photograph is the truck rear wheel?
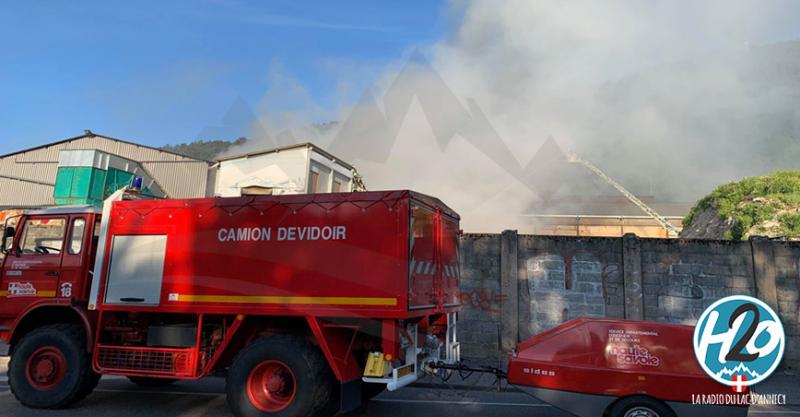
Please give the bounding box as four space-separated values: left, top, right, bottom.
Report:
8 324 96 408
608 396 676 417
226 335 335 417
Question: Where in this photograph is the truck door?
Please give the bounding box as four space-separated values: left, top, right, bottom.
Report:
0 215 67 314
58 215 93 301
409 203 437 309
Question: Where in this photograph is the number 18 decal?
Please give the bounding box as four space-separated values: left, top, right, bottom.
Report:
693 295 785 391
60 282 73 298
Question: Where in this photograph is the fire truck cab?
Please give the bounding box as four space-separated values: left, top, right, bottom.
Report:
0 189 461 417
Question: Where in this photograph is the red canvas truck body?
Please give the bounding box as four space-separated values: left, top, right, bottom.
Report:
0 190 461 417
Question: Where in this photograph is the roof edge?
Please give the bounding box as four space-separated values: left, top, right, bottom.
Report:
216 142 355 171
0 132 213 163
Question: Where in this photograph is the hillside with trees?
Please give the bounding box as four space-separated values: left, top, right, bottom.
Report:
681 171 800 240
160 137 247 161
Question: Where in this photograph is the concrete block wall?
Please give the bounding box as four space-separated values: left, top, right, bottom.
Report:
772 241 800 369
516 235 624 340
457 232 800 369
457 234 502 364
638 238 756 323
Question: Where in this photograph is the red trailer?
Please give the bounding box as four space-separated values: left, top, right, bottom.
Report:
0 189 461 417
506 318 749 417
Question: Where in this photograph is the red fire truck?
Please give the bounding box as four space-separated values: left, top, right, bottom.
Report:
0 189 461 417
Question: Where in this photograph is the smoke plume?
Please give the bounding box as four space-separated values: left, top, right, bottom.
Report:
229 0 800 232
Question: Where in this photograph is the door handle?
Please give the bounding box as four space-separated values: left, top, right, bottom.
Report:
45 271 60 276
119 297 145 303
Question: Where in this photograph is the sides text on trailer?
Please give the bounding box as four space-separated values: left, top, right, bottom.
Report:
0 190 461 417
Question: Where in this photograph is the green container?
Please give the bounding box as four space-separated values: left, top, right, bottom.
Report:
54 167 151 206
54 149 163 206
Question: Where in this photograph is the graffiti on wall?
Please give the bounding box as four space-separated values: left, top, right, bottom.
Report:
526 252 607 335
458 288 508 313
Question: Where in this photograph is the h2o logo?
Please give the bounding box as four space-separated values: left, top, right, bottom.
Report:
693 295 785 390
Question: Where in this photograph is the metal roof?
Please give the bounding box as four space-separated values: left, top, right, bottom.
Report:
0 132 212 204
0 131 212 163
24 205 102 215
217 142 355 171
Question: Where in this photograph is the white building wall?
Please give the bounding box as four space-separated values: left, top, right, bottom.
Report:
215 147 310 197
214 146 356 197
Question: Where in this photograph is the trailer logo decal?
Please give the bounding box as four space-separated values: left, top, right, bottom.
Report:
217 225 346 242
609 344 661 367
522 367 556 377
693 295 785 390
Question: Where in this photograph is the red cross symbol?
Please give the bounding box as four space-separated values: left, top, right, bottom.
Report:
732 374 748 392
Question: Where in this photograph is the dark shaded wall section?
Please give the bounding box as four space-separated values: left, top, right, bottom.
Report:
458 232 799 370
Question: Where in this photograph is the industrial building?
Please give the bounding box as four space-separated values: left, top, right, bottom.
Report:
0 131 211 209
0 132 361 212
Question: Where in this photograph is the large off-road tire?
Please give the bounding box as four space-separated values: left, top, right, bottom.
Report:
226 335 335 417
127 376 178 387
8 323 96 408
608 396 676 417
74 370 101 403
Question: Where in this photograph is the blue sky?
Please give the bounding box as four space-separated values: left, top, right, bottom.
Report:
0 1 447 151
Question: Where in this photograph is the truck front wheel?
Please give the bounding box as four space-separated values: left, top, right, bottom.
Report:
227 335 334 417
8 323 96 408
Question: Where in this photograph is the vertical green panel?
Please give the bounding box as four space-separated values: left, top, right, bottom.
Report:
70 167 93 198
104 168 134 197
54 167 74 198
90 169 107 201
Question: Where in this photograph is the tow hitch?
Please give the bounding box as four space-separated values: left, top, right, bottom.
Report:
427 361 507 391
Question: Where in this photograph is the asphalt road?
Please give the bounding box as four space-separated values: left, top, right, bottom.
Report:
0 375 570 417
0 371 797 417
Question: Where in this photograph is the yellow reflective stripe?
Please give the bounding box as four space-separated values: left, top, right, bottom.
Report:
174 294 397 306
0 290 56 297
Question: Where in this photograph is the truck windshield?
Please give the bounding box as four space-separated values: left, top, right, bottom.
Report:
19 218 66 255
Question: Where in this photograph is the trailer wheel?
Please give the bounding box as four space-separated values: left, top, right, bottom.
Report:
227 335 334 417
127 376 178 387
8 324 95 408
608 396 676 417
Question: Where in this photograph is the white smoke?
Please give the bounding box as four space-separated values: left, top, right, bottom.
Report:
231 0 800 232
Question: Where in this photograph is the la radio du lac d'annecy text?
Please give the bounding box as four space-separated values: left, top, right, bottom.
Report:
217 225 347 242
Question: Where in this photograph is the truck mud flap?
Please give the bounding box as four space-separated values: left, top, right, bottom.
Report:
340 379 362 413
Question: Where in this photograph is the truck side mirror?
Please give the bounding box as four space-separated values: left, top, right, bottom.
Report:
2 226 15 255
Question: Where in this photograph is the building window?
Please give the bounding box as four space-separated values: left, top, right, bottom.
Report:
20 218 66 255
308 170 320 193
69 218 86 255
308 162 331 193
332 173 349 193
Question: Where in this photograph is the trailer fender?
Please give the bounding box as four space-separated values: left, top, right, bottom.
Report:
9 301 93 354
305 316 362 383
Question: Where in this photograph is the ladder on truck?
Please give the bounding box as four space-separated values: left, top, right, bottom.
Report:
567 153 680 237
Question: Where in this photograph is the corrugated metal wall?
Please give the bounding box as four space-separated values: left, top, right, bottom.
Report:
0 135 210 208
